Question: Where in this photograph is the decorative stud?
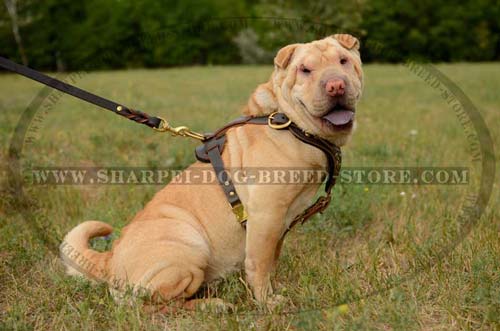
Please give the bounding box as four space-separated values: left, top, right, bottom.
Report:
117 106 123 112
229 191 235 196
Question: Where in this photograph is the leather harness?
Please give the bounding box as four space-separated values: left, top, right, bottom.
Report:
195 112 342 231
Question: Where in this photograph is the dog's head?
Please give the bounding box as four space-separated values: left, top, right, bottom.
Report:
246 35 363 146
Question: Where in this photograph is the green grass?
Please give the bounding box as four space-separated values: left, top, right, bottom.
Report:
1 63 499 330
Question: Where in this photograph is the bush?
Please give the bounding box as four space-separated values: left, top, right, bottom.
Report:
1 0 499 70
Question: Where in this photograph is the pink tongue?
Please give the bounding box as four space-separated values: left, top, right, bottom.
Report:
322 110 355 125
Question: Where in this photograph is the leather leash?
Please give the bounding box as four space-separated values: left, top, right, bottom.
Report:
0 56 204 140
1 56 341 232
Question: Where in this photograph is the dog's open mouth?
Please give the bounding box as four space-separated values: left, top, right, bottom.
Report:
321 105 355 129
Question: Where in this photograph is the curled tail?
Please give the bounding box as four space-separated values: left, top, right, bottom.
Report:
60 221 113 281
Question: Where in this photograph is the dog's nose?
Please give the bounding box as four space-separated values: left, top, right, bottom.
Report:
325 78 345 96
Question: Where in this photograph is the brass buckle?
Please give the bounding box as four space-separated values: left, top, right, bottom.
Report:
268 112 291 129
232 203 248 223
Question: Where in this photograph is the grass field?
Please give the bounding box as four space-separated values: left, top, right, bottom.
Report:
0 63 499 330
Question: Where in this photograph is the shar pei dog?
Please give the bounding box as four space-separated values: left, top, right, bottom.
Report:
60 34 364 311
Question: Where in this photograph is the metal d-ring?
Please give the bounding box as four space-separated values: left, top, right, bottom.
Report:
267 112 292 129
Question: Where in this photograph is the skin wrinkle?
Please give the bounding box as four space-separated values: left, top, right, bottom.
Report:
284 67 296 91
156 206 212 248
265 126 290 156
250 92 261 111
157 225 209 254
140 261 174 289
265 84 277 100
321 54 329 64
314 42 327 52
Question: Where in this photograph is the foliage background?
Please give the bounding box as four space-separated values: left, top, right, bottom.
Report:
1 0 499 71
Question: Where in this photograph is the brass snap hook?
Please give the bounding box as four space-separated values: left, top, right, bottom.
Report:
153 117 205 141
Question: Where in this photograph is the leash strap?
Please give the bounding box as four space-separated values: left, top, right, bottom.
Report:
0 56 165 130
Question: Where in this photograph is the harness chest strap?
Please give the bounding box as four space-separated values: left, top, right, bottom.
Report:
195 112 342 230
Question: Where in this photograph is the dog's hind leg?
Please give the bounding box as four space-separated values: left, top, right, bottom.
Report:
139 262 237 313
141 263 234 313
138 262 205 307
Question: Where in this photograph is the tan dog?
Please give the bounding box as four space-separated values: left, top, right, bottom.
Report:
60 34 363 310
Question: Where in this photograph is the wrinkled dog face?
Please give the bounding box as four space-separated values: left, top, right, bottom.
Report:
272 34 363 146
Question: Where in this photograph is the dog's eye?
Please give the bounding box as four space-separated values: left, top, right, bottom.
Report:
340 58 348 65
299 65 311 74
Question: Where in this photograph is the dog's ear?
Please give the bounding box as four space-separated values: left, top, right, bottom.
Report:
274 44 300 69
332 34 360 52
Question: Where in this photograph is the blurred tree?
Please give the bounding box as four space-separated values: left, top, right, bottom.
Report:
3 0 28 64
361 0 500 62
20 0 87 70
234 0 365 63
